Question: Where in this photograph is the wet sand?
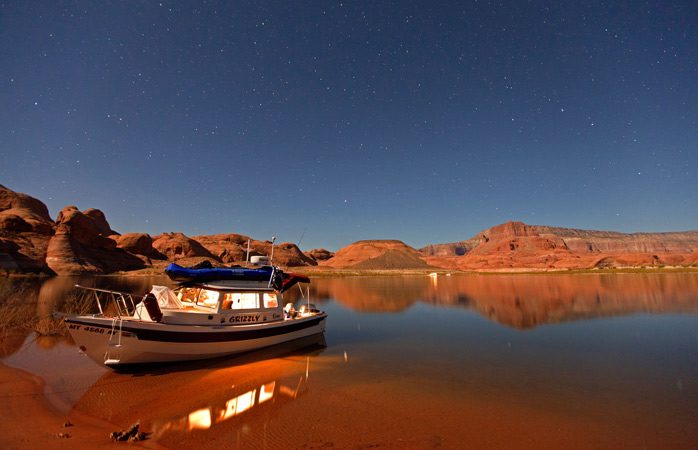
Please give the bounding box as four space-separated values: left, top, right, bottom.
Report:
0 362 147 449
2 355 695 450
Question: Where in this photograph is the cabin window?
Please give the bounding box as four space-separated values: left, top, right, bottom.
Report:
221 293 234 310
196 289 220 309
178 287 200 305
240 293 259 309
263 293 278 308
221 293 259 310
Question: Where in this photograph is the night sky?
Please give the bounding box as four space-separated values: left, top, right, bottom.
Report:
2 1 696 252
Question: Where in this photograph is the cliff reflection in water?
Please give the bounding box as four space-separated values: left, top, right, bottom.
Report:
2 273 697 348
314 273 698 329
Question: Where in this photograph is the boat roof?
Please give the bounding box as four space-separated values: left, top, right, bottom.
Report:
165 263 274 283
167 263 310 293
186 280 276 291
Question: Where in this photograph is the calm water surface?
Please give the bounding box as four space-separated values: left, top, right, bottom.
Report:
1 273 697 449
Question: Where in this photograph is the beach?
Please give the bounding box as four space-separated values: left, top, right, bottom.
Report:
0 362 142 449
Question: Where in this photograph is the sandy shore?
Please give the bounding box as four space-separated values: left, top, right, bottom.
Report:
0 362 162 449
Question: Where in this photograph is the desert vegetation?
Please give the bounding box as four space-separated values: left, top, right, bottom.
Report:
0 279 95 339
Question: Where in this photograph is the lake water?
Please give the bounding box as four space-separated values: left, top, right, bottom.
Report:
1 273 697 449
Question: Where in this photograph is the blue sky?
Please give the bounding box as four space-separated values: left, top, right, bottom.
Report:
1 1 696 252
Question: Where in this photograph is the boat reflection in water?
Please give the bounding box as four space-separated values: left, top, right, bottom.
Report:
175 357 308 432
70 333 326 446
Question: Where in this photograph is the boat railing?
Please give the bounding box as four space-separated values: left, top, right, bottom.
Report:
74 285 145 319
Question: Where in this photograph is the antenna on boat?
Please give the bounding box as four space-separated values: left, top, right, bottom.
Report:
270 236 276 265
245 239 250 266
298 226 307 247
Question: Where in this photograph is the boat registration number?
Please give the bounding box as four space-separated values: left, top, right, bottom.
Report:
69 324 113 334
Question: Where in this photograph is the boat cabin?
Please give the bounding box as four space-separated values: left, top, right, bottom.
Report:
176 286 280 312
131 284 291 326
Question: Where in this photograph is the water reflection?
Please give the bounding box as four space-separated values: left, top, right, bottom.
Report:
70 334 325 446
2 273 697 351
0 275 173 357
314 273 698 328
1 274 696 449
171 358 307 432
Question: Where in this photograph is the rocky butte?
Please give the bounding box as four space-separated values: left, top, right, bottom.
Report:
1 185 697 275
418 221 698 271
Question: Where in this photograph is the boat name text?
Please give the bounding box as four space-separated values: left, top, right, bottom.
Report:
229 315 260 323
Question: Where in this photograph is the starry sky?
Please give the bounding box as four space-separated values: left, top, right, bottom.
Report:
1 1 696 252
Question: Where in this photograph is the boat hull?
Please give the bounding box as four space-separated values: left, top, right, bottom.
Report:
65 314 327 366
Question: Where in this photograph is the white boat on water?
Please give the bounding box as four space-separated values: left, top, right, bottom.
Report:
58 263 327 367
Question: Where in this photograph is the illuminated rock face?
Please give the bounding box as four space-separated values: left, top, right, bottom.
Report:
157 233 317 267
1 186 697 274
306 248 334 262
323 239 436 269
152 232 218 260
416 221 698 271
46 206 145 275
0 186 142 274
0 184 54 273
421 221 698 257
0 186 315 273
114 233 165 260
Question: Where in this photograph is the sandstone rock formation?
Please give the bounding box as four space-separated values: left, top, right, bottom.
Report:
534 226 698 254
323 240 437 269
190 233 251 263
83 208 118 237
46 206 145 275
189 234 314 266
0 185 54 272
152 232 218 261
2 185 697 275
306 248 334 262
151 233 316 267
0 186 327 274
420 239 480 257
420 221 698 271
114 233 165 261
273 242 318 266
0 185 53 233
54 206 117 250
1 186 155 275
421 222 698 257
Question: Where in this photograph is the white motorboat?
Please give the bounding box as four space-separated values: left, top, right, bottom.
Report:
59 263 327 367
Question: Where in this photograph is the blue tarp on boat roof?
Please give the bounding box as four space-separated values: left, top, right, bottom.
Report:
165 263 274 283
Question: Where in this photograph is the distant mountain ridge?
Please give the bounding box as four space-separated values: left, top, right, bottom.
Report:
1 185 696 274
417 221 698 271
420 222 698 256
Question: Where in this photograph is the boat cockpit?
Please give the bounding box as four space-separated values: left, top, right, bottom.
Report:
131 284 319 326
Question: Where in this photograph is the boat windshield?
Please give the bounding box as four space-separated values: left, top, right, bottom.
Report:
176 287 220 309
175 288 278 311
220 292 278 310
197 289 220 308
